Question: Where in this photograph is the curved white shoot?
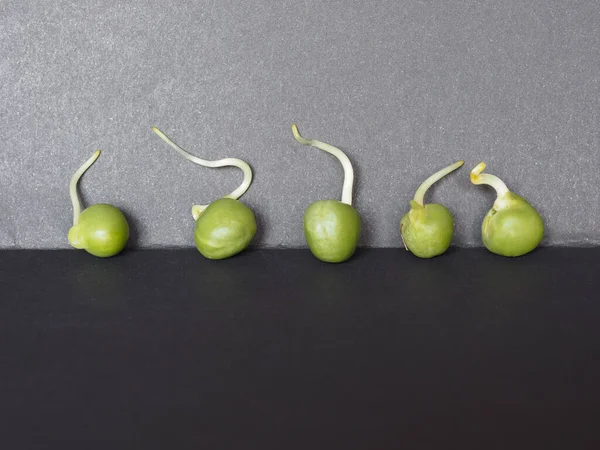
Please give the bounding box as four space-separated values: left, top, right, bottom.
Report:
292 124 355 206
152 127 253 219
413 160 464 206
470 162 509 199
70 150 101 225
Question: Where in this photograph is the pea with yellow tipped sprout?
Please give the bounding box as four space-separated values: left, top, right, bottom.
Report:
470 162 544 257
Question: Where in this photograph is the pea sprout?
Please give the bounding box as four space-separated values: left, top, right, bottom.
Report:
69 150 101 225
470 162 509 199
413 160 464 206
292 124 354 206
152 127 253 220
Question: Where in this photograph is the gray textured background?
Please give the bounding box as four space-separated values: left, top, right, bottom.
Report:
1 0 599 249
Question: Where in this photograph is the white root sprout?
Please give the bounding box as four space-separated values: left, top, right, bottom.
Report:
413 160 464 206
70 149 101 225
152 127 253 219
292 124 355 206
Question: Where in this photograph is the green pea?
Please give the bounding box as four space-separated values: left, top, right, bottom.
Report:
67 150 129 257
303 199 361 263
194 198 256 260
153 127 256 260
471 162 544 257
400 161 464 258
292 124 361 263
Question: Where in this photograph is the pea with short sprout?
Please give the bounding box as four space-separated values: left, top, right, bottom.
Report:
470 162 544 257
400 160 464 258
67 150 129 257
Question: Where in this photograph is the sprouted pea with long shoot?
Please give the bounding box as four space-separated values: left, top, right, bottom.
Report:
291 124 361 263
67 150 130 257
152 127 256 260
400 160 464 258
470 162 544 257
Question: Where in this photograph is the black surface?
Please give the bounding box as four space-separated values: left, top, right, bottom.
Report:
1 248 600 449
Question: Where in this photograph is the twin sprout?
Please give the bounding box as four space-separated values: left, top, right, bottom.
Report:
67 127 544 260
67 128 256 259
400 160 544 258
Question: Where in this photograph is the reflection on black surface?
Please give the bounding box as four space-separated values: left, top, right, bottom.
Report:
66 255 131 312
1 248 600 449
